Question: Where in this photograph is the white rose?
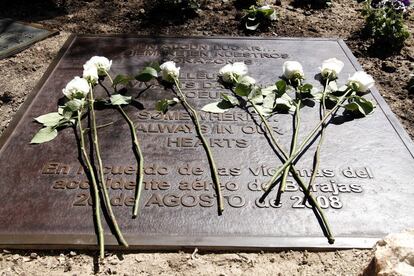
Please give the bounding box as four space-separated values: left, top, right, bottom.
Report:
83 56 112 76
218 62 248 84
347 71 375 93
62 77 90 99
160 61 180 83
218 64 234 83
283 61 304 80
239 75 256 86
232 62 248 77
320 58 344 79
83 65 99 84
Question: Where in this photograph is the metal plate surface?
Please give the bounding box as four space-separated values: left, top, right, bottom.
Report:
0 18 57 59
0 35 413 250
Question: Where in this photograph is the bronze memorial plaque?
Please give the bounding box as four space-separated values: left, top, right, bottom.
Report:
0 35 413 250
0 18 57 59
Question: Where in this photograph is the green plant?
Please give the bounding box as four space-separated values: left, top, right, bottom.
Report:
243 4 277 31
362 0 410 52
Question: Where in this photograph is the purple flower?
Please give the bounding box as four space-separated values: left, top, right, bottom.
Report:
372 0 410 11
400 0 410 6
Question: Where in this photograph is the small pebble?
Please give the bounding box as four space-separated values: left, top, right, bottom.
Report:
30 252 38 259
110 259 119 265
286 5 295 11
381 61 396 73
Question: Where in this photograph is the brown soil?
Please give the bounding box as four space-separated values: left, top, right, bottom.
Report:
0 0 412 275
1 249 372 275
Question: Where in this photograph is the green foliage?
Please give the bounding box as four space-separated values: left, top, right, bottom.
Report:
31 101 81 144
155 98 178 113
221 93 240 106
135 67 158 82
243 5 277 31
344 95 376 116
234 82 251 96
112 74 135 89
34 112 63 127
31 127 58 144
201 101 233 113
110 94 132 106
362 2 410 52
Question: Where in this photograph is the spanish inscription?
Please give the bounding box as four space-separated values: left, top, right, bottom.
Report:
0 36 413 250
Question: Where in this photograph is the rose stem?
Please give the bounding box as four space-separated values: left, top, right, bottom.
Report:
263 89 352 195
88 83 128 247
249 100 334 244
77 109 105 258
174 78 224 215
103 72 144 218
280 82 302 194
304 77 330 202
84 122 114 133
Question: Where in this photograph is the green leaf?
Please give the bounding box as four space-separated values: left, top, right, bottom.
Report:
246 21 260 31
145 61 161 72
254 105 272 117
30 127 58 144
57 107 64 115
312 92 323 101
298 83 315 99
155 98 179 114
299 83 313 93
201 101 233 114
112 74 134 88
262 85 277 96
248 87 263 104
110 94 132 106
258 7 275 17
34 112 63 127
65 99 85 112
344 96 375 116
263 93 275 110
268 10 277 21
156 99 169 114
221 93 240 106
275 94 294 112
135 67 158 82
309 88 322 100
276 80 287 94
62 107 73 120
234 82 252 97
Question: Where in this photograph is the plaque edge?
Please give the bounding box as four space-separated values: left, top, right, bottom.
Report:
337 39 414 158
0 34 76 152
0 233 378 250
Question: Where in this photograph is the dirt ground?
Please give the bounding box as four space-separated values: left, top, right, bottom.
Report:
0 249 373 275
0 0 413 275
